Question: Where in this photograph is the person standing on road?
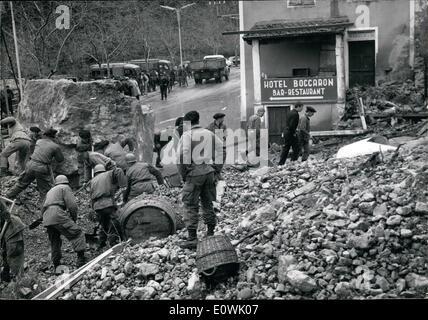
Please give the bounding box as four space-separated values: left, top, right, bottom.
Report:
160 72 169 101
6 128 64 203
0 198 25 282
177 111 224 249
42 175 86 269
90 164 127 250
123 153 164 202
0 117 32 177
297 106 316 162
278 101 304 166
246 108 265 159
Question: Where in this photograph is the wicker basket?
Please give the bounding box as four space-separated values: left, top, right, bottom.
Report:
196 235 240 283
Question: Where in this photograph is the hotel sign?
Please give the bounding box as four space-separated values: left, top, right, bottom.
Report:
261 76 337 103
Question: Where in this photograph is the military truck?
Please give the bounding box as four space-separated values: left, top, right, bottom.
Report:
190 55 230 84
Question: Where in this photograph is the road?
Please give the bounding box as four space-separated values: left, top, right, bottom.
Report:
143 67 241 131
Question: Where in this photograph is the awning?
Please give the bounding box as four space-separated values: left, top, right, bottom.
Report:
237 17 353 42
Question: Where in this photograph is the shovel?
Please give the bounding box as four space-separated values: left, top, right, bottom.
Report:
0 200 16 243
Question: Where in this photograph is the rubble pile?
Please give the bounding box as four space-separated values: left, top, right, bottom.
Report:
57 138 428 300
345 80 426 120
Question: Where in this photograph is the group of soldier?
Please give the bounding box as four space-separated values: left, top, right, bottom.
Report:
138 65 191 101
0 108 230 282
0 100 315 283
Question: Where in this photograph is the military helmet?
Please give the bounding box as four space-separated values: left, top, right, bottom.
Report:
94 164 106 174
125 153 137 164
54 175 69 185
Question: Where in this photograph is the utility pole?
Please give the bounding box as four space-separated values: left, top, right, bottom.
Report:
0 1 11 117
10 1 23 104
160 2 196 67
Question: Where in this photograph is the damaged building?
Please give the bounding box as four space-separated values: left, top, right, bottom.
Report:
229 0 427 143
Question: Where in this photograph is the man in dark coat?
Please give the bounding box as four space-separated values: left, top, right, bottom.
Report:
6 128 64 203
278 101 304 165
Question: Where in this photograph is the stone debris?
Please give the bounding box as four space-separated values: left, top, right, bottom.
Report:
2 127 427 301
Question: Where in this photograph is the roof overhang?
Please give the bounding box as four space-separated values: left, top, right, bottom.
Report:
224 17 354 43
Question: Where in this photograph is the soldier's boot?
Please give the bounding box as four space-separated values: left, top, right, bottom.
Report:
206 224 215 237
76 251 87 268
179 228 198 250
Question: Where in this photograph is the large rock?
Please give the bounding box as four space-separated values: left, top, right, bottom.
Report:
18 79 154 175
285 270 317 293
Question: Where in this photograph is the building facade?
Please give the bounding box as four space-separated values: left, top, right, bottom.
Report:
235 0 427 142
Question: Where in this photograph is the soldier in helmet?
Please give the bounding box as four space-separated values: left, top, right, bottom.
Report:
90 164 127 250
0 116 32 177
6 128 64 203
42 175 86 269
123 153 164 203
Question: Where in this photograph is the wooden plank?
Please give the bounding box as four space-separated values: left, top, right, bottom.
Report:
358 97 368 130
311 129 369 137
32 240 131 300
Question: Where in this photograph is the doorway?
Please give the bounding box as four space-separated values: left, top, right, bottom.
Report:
348 40 375 87
267 106 290 145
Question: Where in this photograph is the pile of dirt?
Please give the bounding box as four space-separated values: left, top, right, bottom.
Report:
50 137 428 300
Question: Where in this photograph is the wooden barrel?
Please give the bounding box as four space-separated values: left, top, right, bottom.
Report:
118 195 177 243
196 235 240 284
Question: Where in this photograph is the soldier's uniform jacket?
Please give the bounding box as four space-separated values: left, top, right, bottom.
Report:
104 142 128 170
177 125 223 181
30 138 64 172
1 117 31 142
86 151 115 169
124 162 164 200
90 168 127 210
42 184 78 226
0 200 25 243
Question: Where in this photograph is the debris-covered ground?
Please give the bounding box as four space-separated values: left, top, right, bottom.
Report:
45 135 428 300
1 115 427 300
